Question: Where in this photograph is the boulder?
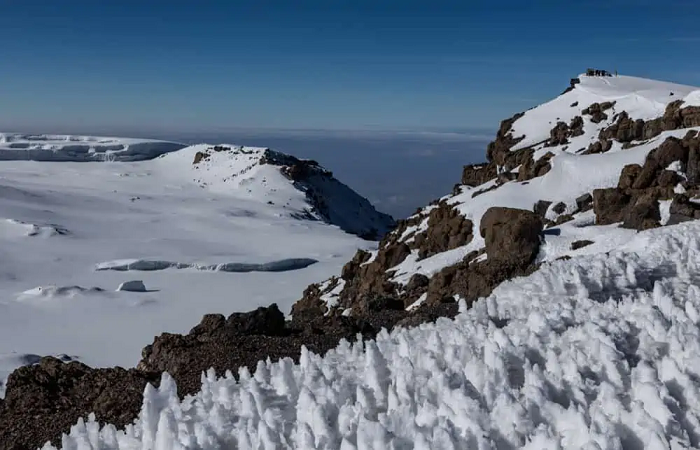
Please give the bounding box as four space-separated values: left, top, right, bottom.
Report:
480 207 543 268
593 188 631 225
226 303 287 336
575 193 593 211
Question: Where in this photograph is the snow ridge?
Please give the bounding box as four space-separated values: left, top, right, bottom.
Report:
0 133 185 162
47 221 700 449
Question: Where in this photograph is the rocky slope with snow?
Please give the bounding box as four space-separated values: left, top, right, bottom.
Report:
293 74 700 319
5 74 700 449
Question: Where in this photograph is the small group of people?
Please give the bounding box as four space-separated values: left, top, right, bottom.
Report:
586 68 615 77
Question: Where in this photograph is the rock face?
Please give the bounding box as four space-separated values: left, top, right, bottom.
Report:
0 358 160 450
593 133 700 229
480 207 543 268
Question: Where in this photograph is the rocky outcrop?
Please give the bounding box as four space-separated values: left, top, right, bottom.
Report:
0 358 160 450
424 207 543 304
546 116 584 146
593 133 700 229
518 151 554 181
461 163 497 187
587 101 700 154
582 101 615 124
480 207 543 268
486 112 525 164
413 202 474 259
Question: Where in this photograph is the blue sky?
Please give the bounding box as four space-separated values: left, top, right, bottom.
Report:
1 0 699 134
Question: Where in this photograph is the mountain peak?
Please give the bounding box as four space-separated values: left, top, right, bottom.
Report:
161 143 395 240
292 72 700 318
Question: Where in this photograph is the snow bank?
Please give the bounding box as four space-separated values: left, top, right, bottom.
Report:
683 90 700 107
0 133 185 162
117 281 147 292
48 220 700 449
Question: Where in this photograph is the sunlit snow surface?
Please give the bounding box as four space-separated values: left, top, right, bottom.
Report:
0 133 185 161
0 142 378 395
48 220 700 449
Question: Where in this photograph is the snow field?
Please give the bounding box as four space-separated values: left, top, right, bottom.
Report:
48 220 700 449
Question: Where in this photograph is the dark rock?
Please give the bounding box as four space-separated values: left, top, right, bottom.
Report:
575 193 593 212
480 207 543 268
461 163 497 187
226 304 287 336
413 202 473 260
138 309 385 399
341 251 372 281
552 202 567 214
584 141 603 155
669 194 700 222
486 112 525 164
618 164 642 190
356 296 405 315
534 200 552 218
555 214 575 225
622 196 661 230
0 357 160 450
394 303 459 329
657 170 683 188
593 188 631 225
633 137 687 190
571 240 594 250
570 101 579 107
406 273 430 291
582 101 614 124
548 121 571 146
191 313 226 335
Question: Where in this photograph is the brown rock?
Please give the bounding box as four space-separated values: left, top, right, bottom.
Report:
461 163 497 187
0 358 160 450
413 202 473 260
480 207 543 268
618 164 642 189
593 188 631 225
486 112 525 164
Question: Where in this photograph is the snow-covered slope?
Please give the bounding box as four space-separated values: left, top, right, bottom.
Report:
0 140 392 396
0 133 185 161
510 75 697 150
47 220 700 449
156 144 394 239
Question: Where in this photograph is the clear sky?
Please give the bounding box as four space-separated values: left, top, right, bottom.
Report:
1 0 699 134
